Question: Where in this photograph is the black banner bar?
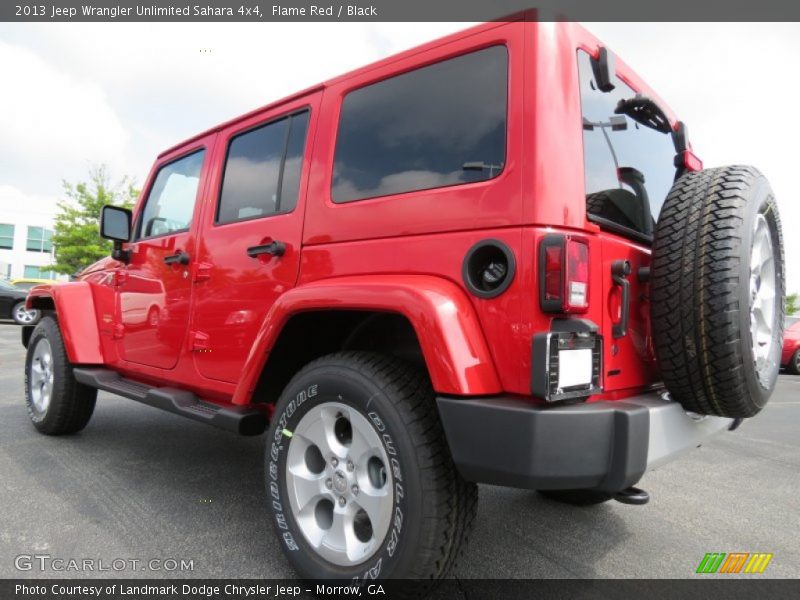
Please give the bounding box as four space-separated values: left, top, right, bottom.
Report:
3 0 800 22
3 579 800 600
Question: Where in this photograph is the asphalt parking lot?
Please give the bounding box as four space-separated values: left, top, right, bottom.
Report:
0 321 797 579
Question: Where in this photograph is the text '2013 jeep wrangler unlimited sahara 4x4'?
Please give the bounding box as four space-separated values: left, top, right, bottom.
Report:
22 18 785 581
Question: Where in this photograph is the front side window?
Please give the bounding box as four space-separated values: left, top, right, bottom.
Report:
0 224 14 249
26 226 53 253
138 150 205 239
217 110 310 224
332 45 508 203
578 50 676 240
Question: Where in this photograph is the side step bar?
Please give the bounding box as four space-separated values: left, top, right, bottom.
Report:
73 368 267 436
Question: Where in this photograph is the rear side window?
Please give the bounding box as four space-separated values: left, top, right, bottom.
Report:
332 46 508 203
138 150 205 239
577 50 676 240
217 110 310 224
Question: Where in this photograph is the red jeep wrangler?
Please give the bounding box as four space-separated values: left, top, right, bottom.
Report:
22 19 785 580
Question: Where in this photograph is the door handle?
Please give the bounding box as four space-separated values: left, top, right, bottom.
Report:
247 240 286 258
611 260 631 339
164 251 190 266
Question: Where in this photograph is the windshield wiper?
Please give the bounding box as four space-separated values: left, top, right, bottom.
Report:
614 94 671 134
463 161 503 177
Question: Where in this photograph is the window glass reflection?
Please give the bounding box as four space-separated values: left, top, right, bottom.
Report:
333 46 508 203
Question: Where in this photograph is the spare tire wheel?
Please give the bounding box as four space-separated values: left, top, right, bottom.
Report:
650 166 784 418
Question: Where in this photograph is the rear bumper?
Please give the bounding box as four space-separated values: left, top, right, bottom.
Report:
436 393 733 493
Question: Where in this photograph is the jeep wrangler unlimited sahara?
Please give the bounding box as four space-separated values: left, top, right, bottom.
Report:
22 19 785 580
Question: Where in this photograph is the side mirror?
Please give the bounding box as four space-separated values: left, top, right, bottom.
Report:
100 205 133 263
100 205 131 241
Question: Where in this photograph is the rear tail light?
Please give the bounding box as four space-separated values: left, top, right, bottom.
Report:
566 239 589 309
539 234 590 313
544 244 562 302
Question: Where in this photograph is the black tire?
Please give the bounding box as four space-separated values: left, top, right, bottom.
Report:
651 166 785 418
537 489 612 506
12 301 40 326
25 316 97 435
265 352 477 580
788 349 800 376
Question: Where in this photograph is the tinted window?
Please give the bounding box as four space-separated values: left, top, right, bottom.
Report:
139 150 205 239
578 50 676 239
280 111 310 212
332 46 507 203
217 110 309 224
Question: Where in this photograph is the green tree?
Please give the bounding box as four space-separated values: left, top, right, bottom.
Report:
51 166 138 276
787 293 798 316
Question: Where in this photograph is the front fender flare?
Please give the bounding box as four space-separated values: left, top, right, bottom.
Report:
232 275 502 405
27 283 103 364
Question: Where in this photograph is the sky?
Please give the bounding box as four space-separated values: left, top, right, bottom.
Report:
0 21 797 292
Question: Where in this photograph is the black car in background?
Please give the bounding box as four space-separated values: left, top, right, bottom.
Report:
0 280 40 325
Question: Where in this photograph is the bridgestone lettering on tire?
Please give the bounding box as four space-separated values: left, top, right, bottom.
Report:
651 166 785 418
25 316 97 434
265 352 477 580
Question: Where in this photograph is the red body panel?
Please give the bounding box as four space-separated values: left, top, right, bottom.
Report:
231 275 502 405
115 135 216 368
27 283 104 364
303 22 525 245
191 92 322 383
782 321 800 365
523 22 673 397
45 20 685 408
295 229 526 393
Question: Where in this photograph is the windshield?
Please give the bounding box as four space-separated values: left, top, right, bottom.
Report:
577 50 677 241
0 280 18 291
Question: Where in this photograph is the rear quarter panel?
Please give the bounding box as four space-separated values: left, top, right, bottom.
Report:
299 21 529 394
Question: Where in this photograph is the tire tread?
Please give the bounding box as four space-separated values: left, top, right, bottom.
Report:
651 166 784 417
26 316 96 435
289 351 477 579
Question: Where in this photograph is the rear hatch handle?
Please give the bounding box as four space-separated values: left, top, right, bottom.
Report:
612 260 631 338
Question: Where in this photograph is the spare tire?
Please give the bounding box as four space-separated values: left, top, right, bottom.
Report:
651 166 784 418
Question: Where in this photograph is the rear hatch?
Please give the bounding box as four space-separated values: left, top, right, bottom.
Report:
576 50 682 393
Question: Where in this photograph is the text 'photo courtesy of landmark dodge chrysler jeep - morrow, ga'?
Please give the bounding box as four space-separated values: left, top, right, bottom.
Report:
21 17 785 581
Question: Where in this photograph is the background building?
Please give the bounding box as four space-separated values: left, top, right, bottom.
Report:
0 187 64 281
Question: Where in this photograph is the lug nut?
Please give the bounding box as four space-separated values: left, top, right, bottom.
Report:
331 457 339 468
325 478 333 490
351 484 359 496
338 496 346 507
346 460 354 472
